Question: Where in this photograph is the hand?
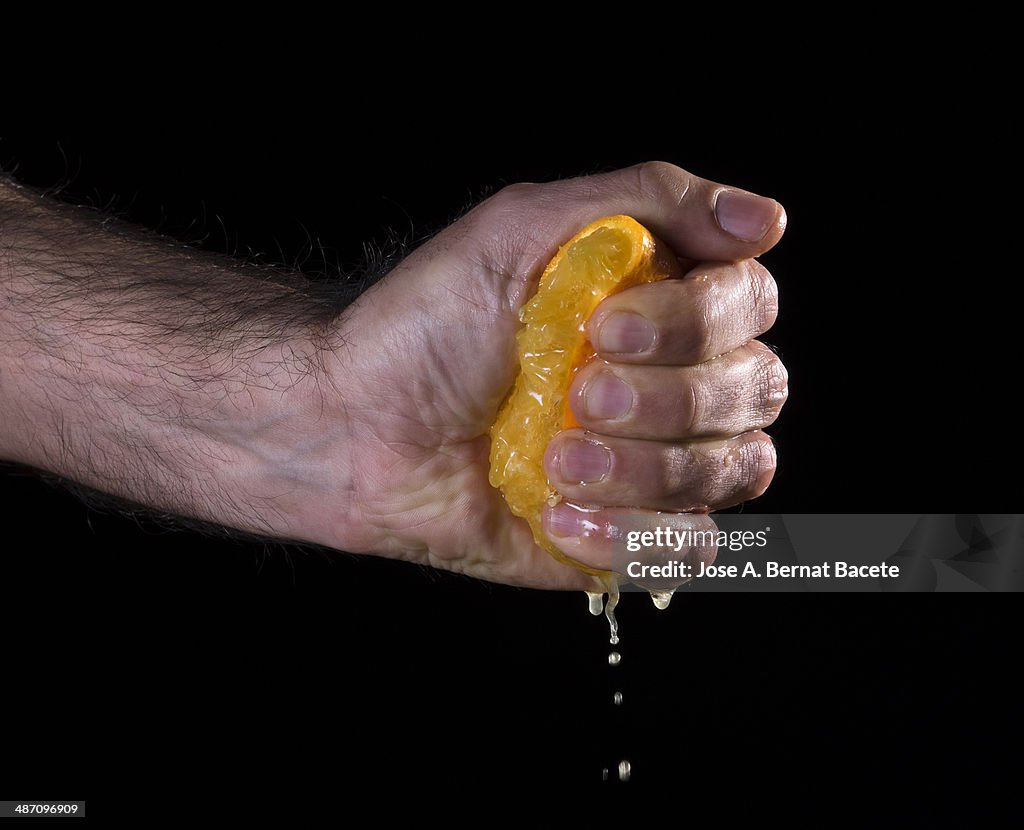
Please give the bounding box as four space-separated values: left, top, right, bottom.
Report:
0 164 786 592
323 163 787 589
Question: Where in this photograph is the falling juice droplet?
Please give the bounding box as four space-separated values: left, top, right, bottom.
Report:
586 591 604 616
608 651 621 666
650 590 674 610
603 574 620 645
613 691 623 706
618 760 631 782
602 768 609 781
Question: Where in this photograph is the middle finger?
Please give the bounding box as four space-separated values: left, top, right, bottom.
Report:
568 340 788 440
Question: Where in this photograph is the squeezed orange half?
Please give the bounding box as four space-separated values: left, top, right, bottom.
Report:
488 215 680 576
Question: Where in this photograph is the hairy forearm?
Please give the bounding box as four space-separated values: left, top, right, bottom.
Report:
0 160 788 590
0 179 358 543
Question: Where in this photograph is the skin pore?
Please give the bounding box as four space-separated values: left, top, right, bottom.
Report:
0 162 787 590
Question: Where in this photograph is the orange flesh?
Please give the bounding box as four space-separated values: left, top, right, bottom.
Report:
488 215 678 576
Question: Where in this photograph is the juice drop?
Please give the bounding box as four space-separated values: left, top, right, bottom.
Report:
603 575 620 645
613 691 623 706
586 578 619 644
650 590 673 610
618 760 631 782
608 651 621 666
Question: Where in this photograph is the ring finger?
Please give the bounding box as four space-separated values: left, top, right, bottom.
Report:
544 428 776 512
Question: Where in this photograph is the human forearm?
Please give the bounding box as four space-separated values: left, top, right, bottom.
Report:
0 162 786 592
0 179 360 543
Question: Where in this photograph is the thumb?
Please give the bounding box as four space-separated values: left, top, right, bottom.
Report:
458 162 786 305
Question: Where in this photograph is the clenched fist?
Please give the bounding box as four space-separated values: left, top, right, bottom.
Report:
0 163 786 591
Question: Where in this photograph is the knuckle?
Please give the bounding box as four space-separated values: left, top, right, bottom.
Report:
670 434 778 510
633 161 693 208
747 260 779 333
752 347 789 420
684 375 704 436
489 181 539 209
684 279 718 359
740 436 776 497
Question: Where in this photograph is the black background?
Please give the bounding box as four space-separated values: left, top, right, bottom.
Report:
1 109 1016 812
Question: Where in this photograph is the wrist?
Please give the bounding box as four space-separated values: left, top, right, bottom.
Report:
196 329 372 552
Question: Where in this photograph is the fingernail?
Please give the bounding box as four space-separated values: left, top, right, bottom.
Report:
598 312 656 354
545 503 599 538
715 190 777 243
584 372 633 420
560 439 612 483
